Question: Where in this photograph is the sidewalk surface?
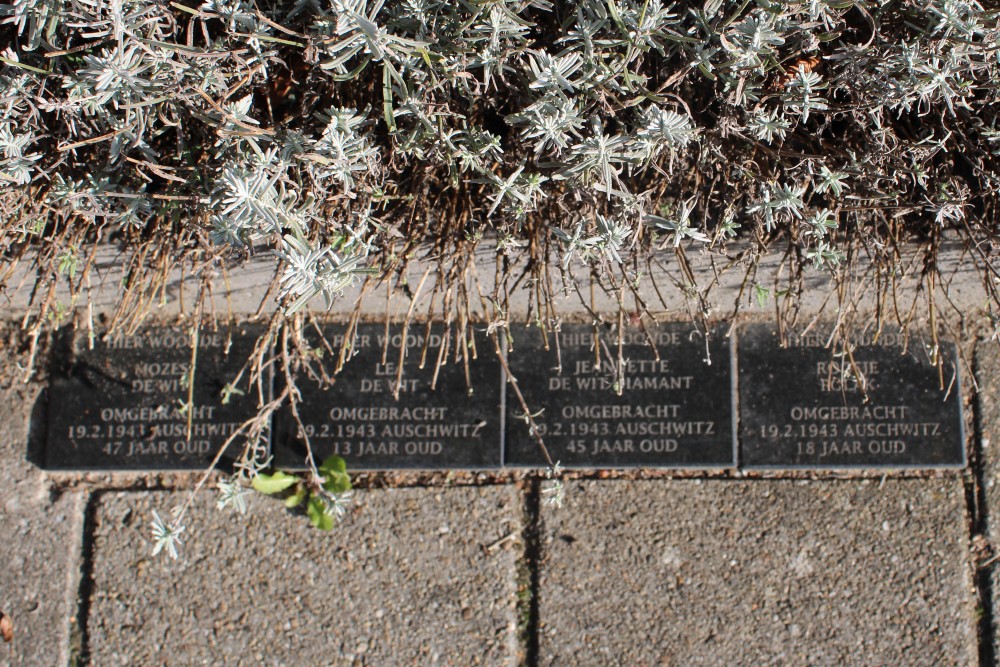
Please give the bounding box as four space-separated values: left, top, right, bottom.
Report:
1 335 996 666
0 374 83 667
89 487 520 665
539 479 974 666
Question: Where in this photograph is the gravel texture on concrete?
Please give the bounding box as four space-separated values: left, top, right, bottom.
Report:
0 357 85 667
88 486 521 665
538 478 975 667
976 340 1000 660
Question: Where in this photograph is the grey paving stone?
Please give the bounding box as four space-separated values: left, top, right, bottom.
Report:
976 340 1000 659
0 356 85 666
89 486 521 665
538 479 975 667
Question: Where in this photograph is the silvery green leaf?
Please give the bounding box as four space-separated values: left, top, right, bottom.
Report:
749 109 790 143
638 106 697 151
150 510 185 559
644 199 710 246
527 49 584 93
814 166 850 197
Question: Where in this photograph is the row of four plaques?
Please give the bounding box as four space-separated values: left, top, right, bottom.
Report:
38 322 965 471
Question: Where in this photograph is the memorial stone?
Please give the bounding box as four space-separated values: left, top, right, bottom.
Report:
504 324 735 468
271 323 502 469
738 324 965 468
41 324 263 470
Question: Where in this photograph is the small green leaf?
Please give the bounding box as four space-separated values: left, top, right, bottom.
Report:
284 486 308 508
319 455 346 476
320 455 351 494
753 284 770 308
220 383 245 405
252 471 298 495
323 474 351 495
307 496 335 530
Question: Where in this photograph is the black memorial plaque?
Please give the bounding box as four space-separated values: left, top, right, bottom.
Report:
41 324 263 470
272 323 502 470
504 324 735 468
738 325 965 468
